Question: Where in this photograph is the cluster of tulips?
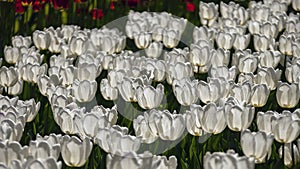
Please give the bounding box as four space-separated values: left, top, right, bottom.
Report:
1 0 300 168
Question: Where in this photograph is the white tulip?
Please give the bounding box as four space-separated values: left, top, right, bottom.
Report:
148 109 185 141
136 84 164 109
276 82 299 108
172 78 198 106
33 30 50 50
250 84 270 107
0 66 18 87
61 135 92 167
72 80 97 103
241 129 274 163
145 41 163 58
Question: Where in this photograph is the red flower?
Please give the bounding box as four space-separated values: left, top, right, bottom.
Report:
21 0 34 6
51 0 68 9
74 0 87 3
15 0 25 13
90 8 104 20
33 0 43 12
110 1 115 10
186 2 195 12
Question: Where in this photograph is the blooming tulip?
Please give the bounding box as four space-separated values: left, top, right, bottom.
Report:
136 84 164 109
250 84 270 107
72 80 97 103
276 82 299 108
241 129 274 163
172 78 198 106
61 135 92 167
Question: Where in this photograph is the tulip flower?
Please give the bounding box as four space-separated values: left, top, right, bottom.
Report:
0 140 28 167
144 59 166 82
69 36 87 56
32 30 50 50
230 81 252 104
248 20 261 35
0 66 18 87
59 66 77 86
12 35 31 48
193 26 215 43
134 112 159 144
189 44 212 73
279 142 300 167
172 78 198 106
136 84 164 109
100 79 118 101
166 62 193 84
4 46 20 64
133 32 151 49
199 2 219 27
276 82 299 108
271 111 300 143
209 66 238 82
225 97 255 131
186 104 207 136
233 34 251 50
145 41 163 58
76 63 99 81
258 50 282 68
148 109 185 141
250 84 270 107
279 34 294 56
19 63 48 83
17 98 41 122
292 0 300 10
241 129 274 163
0 118 24 141
215 31 236 50
210 48 230 67
35 133 62 147
94 125 141 154
255 67 281 90
61 135 92 167
196 102 227 134
7 79 23 96
260 22 278 39
198 78 230 104
285 62 300 83
253 34 274 51
163 29 180 48
256 111 279 135
72 80 97 103
29 140 60 160
204 150 255 169
250 5 270 22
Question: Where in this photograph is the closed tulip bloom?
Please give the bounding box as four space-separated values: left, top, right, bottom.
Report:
279 34 294 56
136 84 164 109
166 62 193 84
248 20 261 35
29 140 60 160
279 142 300 167
292 0 300 11
7 80 23 96
59 66 76 86
144 59 166 82
133 112 159 144
204 150 255 169
73 80 97 102
117 77 144 102
0 66 18 87
145 41 163 58
199 2 219 27
186 104 207 136
210 48 230 67
33 30 50 50
250 84 270 107
255 67 281 90
253 34 273 51
260 22 278 38
257 111 279 134
276 82 299 108
198 78 230 104
76 63 98 81
100 79 118 101
233 34 251 50
271 111 300 143
215 31 236 50
193 26 215 43
151 25 164 42
250 5 270 22
69 36 86 56
172 78 198 106
4 46 20 64
209 66 238 82
189 44 212 73
94 125 141 154
225 97 255 131
19 63 48 83
0 118 24 141
237 54 258 73
230 81 252 103
258 50 282 68
197 102 227 134
163 29 180 48
12 35 31 48
61 135 92 167
285 62 300 83
241 129 274 163
148 109 185 141
134 32 151 49
0 140 28 167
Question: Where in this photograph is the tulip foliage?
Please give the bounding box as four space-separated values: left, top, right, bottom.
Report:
1 0 300 169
